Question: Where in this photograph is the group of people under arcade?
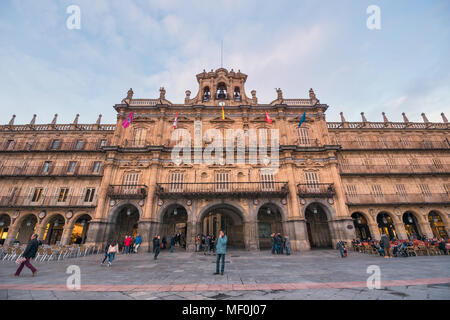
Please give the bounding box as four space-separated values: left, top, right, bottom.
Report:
350 234 449 258
194 234 218 255
271 233 291 255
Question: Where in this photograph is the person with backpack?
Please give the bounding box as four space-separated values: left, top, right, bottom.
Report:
380 233 391 259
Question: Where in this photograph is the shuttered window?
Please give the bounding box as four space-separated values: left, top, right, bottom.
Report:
32 188 44 202
261 171 275 191
123 173 139 194
133 128 146 147
215 172 230 191
305 172 320 192
298 128 310 146
84 188 95 202
58 188 70 202
169 172 184 192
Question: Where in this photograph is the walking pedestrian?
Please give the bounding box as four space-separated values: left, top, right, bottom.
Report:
214 230 227 275
134 234 142 253
14 234 40 277
153 235 161 260
107 240 119 266
196 235 201 252
101 240 111 265
337 240 347 258
270 233 276 254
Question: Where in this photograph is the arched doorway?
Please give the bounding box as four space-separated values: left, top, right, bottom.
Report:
70 214 92 244
200 204 245 248
113 205 139 246
0 214 11 245
377 212 397 240
305 203 332 248
161 204 188 250
43 214 65 245
352 212 371 240
16 214 38 244
403 212 421 240
428 211 449 239
257 204 283 249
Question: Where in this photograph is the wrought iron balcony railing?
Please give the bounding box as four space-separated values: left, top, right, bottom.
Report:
0 195 98 208
297 183 336 198
339 164 450 175
156 182 289 199
338 140 449 150
0 140 107 152
107 185 148 199
0 166 103 177
345 193 450 205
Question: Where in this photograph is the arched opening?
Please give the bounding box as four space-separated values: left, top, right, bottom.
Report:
43 214 65 245
377 212 397 240
402 212 421 240
428 211 449 239
16 214 38 244
234 87 241 101
70 214 92 244
216 83 228 100
0 214 11 245
201 204 244 248
203 86 211 102
257 204 283 249
113 205 139 247
305 203 332 248
161 204 188 250
351 212 371 240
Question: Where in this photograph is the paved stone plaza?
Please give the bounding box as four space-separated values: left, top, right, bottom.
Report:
0 249 449 300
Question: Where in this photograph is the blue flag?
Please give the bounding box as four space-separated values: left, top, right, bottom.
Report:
298 112 306 128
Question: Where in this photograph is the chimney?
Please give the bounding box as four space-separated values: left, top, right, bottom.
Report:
441 112 448 123
421 113 429 123
29 114 37 127
51 114 58 128
8 114 16 127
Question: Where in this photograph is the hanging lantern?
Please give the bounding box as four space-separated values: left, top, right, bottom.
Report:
357 218 362 225
0 221 4 227
382 216 388 224
313 206 318 214
174 208 178 216
408 215 413 224
54 221 59 227
267 208 271 215
80 220 85 226
26 220 31 227
126 208 131 216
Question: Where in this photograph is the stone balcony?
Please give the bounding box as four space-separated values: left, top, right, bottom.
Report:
106 185 148 200
297 183 336 198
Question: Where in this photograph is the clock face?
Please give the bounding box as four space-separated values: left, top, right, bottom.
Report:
66 211 73 219
38 211 46 219
218 101 225 107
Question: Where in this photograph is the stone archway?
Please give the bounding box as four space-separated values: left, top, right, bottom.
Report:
70 214 92 244
257 203 283 249
111 205 140 247
42 214 65 245
352 212 372 240
15 214 38 244
402 211 421 239
0 214 11 245
160 204 188 250
198 203 246 249
428 211 449 239
305 203 332 249
377 212 397 240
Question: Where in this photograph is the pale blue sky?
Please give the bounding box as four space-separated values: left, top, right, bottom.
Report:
0 0 449 124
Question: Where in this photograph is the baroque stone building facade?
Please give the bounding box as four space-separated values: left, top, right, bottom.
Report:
0 68 449 252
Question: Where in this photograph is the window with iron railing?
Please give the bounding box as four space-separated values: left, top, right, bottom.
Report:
123 172 140 193
298 128 311 146
58 188 69 202
100 139 108 148
305 172 320 192
371 185 383 197
75 140 84 150
133 128 147 147
42 161 52 173
31 188 43 202
418 184 431 196
215 171 230 192
346 185 357 196
84 188 95 202
67 161 77 173
260 170 275 191
169 171 184 192
395 184 407 196
51 140 60 150
93 161 102 173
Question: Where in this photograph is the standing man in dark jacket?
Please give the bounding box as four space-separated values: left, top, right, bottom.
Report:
14 234 40 277
380 233 391 259
153 235 161 260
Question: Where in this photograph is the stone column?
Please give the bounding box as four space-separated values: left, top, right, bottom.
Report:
85 220 108 246
286 219 310 251
368 223 380 240
418 221 434 239
4 221 20 245
186 221 199 252
60 224 74 245
394 221 408 240
136 220 152 252
243 221 259 251
93 162 115 220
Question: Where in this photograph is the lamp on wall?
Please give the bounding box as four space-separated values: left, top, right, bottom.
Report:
266 208 271 215
126 208 131 216
174 208 178 216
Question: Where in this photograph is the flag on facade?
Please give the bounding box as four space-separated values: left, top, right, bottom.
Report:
219 102 225 120
122 112 133 128
173 112 178 129
265 111 272 124
298 112 306 128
